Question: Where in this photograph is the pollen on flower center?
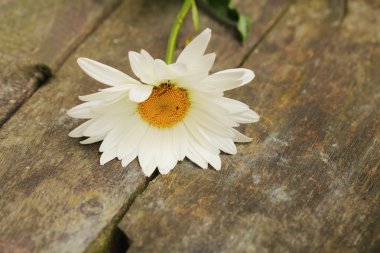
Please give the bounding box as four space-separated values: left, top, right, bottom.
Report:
137 82 190 128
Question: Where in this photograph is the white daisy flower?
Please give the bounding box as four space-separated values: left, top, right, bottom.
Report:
68 28 259 176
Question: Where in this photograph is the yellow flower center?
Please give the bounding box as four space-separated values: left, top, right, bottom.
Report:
137 83 190 128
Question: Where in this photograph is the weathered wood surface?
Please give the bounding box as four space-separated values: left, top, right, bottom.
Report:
0 0 290 252
119 0 380 252
0 0 120 126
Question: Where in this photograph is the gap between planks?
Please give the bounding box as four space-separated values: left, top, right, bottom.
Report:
239 0 295 67
0 0 123 129
84 171 159 253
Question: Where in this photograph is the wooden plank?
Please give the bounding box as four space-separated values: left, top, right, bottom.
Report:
119 0 380 252
0 0 182 252
0 0 291 252
0 0 120 126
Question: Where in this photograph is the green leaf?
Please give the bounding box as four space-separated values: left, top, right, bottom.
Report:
201 0 251 43
237 14 250 44
191 0 200 30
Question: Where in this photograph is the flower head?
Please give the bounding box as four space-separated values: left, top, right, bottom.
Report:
68 28 259 176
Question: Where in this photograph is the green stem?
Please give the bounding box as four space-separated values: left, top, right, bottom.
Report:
166 0 193 64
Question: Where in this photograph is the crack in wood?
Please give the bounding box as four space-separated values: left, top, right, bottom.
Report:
0 0 124 129
238 0 295 67
51 0 124 72
84 171 160 253
0 63 51 127
339 0 348 25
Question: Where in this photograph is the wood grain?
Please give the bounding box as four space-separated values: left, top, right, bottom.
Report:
0 0 120 126
119 0 380 252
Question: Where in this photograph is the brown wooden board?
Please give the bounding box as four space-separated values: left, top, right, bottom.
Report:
0 0 177 251
0 0 291 252
119 0 380 252
0 0 120 126
0 0 287 252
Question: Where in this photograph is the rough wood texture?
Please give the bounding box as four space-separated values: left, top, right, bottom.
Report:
0 0 290 251
119 0 380 252
0 0 120 126
0 0 178 251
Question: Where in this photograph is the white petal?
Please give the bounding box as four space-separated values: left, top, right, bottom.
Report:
118 117 151 172
121 150 137 167
140 49 154 61
241 69 255 83
99 125 124 152
100 147 117 165
192 53 216 73
232 129 252 143
173 123 188 161
219 97 248 111
210 155 221 170
78 90 126 102
168 62 187 76
186 144 208 169
129 51 156 84
185 113 237 155
139 156 156 177
231 109 260 123
68 120 93 138
77 58 140 86
138 126 158 176
100 85 132 92
189 108 235 138
175 72 209 89
67 101 99 119
157 129 177 174
129 84 153 103
138 152 156 176
183 117 219 154
117 116 146 158
191 96 231 120
208 134 237 155
201 68 255 91
83 116 117 136
153 59 170 81
198 148 221 170
93 99 135 115
80 134 105 144
207 153 221 170
202 53 216 72
177 28 211 65
188 137 221 170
